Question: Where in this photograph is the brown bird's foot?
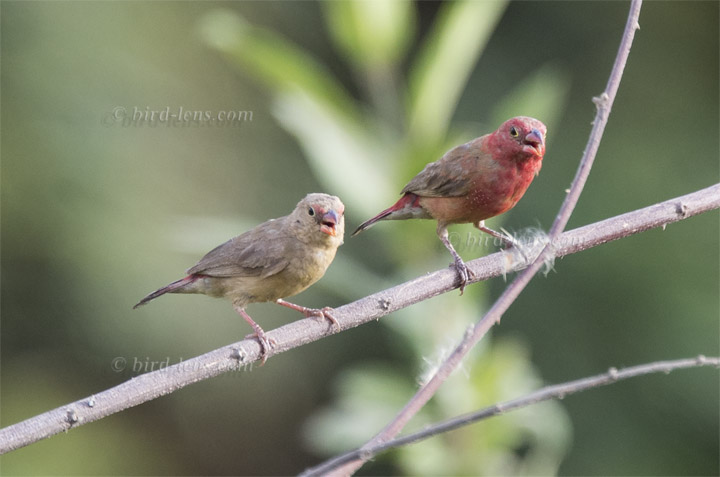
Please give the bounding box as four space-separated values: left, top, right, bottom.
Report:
276 299 340 330
234 305 274 364
243 330 276 365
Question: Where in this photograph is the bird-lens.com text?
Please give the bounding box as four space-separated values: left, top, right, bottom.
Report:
102 105 253 128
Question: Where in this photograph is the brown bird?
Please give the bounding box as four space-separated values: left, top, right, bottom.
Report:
353 116 546 293
134 193 345 362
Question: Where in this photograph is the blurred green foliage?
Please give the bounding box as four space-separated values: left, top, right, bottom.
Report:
1 1 717 476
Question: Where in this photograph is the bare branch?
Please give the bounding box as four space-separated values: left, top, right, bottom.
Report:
0 181 716 455
301 356 720 476
327 2 645 475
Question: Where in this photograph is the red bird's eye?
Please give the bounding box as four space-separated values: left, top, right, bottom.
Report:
509 126 519 137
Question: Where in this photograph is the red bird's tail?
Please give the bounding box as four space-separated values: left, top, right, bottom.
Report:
352 207 394 236
132 275 199 309
352 193 429 236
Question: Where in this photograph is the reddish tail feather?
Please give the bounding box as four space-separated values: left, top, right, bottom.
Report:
352 193 424 236
352 207 395 236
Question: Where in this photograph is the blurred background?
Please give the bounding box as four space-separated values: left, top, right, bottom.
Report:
1 1 718 475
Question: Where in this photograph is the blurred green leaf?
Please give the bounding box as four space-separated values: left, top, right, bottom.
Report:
492 64 571 134
322 0 416 70
272 90 394 214
399 338 570 476
303 363 420 453
407 0 509 146
199 9 361 124
305 337 570 475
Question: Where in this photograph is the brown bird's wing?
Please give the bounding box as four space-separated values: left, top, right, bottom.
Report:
401 139 482 198
186 219 290 279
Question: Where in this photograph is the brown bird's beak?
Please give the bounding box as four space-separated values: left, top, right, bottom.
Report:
523 128 545 156
319 209 339 236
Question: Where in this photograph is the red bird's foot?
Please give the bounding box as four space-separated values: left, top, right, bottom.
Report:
453 257 473 295
276 299 340 330
437 223 474 295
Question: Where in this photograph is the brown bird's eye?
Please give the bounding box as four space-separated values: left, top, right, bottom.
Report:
307 207 315 216
509 126 519 137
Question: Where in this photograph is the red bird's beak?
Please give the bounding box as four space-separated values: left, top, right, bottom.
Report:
320 209 339 236
523 128 545 156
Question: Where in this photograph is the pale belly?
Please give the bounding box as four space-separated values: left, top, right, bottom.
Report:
203 247 337 306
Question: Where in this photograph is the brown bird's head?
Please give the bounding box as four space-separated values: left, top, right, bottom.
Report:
290 193 346 246
492 116 547 160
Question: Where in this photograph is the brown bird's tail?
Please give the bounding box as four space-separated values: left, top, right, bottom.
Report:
133 275 199 309
352 193 428 236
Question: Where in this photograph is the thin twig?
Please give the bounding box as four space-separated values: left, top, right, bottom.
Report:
0 181 716 455
321 2 644 475
302 356 720 475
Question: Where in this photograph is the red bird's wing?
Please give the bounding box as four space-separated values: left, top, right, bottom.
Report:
401 139 483 198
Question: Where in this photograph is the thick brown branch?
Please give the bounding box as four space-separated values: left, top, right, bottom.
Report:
0 182 717 455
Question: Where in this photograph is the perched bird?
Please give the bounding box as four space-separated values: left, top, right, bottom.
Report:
353 116 546 293
134 193 345 362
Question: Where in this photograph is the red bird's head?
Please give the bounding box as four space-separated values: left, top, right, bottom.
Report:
493 116 547 160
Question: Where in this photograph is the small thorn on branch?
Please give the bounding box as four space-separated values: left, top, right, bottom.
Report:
676 202 689 217
231 347 247 363
592 92 610 109
65 409 79 426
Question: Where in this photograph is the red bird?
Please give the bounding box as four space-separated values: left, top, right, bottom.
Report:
353 116 546 292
